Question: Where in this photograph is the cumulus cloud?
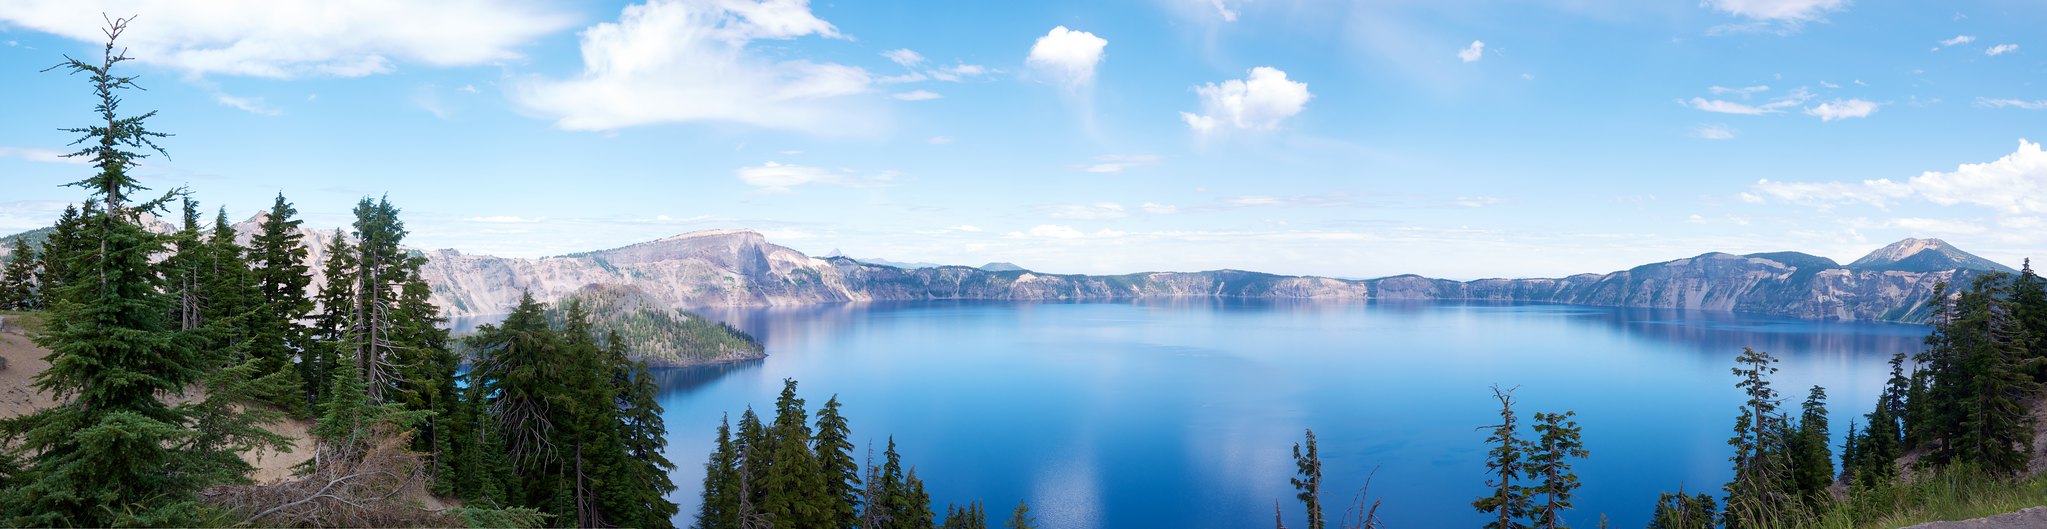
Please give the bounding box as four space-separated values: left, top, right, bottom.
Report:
512 0 882 134
1080 154 1160 173
1987 44 2019 56
1747 139 2047 214
1179 67 1312 134
893 90 942 101
1458 40 1485 63
736 161 897 192
0 0 571 78
1025 26 1107 88
1694 124 1738 140
1804 98 1877 121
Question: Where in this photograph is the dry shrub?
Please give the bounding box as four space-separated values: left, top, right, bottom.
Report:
202 425 459 528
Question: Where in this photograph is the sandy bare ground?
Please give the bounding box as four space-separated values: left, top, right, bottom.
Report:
0 318 316 484
1902 507 2047 529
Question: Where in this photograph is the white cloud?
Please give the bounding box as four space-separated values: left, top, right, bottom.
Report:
1209 0 1241 22
882 48 925 67
511 0 880 134
893 90 942 101
0 0 572 78
1748 139 2047 214
213 92 280 116
1704 0 1847 22
1889 217 1986 235
0 146 87 164
1939 35 1976 46
736 161 896 192
927 136 954 145
1457 40 1485 63
1041 202 1128 220
1141 202 1179 214
466 215 547 223
949 225 983 233
1453 196 1503 208
1004 224 1124 240
1987 44 2019 56
1804 98 1877 121
1682 86 1809 115
1081 154 1160 173
1179 67 1312 134
1709 85 1770 97
1694 124 1737 140
1978 98 2047 110
1026 26 1107 88
460 84 480 94
927 63 991 82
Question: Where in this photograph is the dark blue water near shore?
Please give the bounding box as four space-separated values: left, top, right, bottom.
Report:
652 300 1928 528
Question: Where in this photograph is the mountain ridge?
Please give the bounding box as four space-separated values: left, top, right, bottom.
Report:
0 223 2020 324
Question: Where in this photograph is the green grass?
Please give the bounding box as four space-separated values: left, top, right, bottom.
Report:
0 310 46 336
1805 465 2047 529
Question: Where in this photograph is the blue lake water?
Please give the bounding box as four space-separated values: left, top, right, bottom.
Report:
653 300 1930 528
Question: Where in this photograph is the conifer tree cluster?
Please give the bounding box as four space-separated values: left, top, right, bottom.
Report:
0 236 43 310
1471 385 1589 529
695 379 1032 529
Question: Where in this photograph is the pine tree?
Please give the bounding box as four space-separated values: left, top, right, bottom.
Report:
1525 411 1588 529
1475 385 1531 529
1 18 208 526
1646 489 1717 529
1292 428 1325 529
307 229 357 408
762 378 828 527
1723 347 1792 527
1837 419 1861 485
903 468 937 529
878 437 920 529
1003 501 1036 529
818 394 865 528
699 415 743 529
941 501 988 529
606 330 679 528
1787 386 1833 503
0 236 40 310
34 204 84 297
248 193 316 414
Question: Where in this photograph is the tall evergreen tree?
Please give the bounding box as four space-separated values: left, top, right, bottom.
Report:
1 18 206 525
1475 385 1531 529
1723 347 1792 527
1525 411 1588 529
248 193 316 413
1787 386 1833 504
33 204 84 301
699 415 743 529
818 394 865 528
1292 428 1326 529
1645 489 1717 529
762 378 828 528
307 229 357 407
0 236 40 310
941 502 988 529
605 329 680 529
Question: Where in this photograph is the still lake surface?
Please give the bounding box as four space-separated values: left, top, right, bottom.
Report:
647 300 1928 528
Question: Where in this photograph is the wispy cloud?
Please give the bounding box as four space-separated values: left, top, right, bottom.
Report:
1039 202 1129 220
893 90 943 101
736 162 898 192
0 146 87 164
215 92 281 116
1939 35 1976 47
1693 124 1738 140
1986 44 2020 56
465 215 547 223
1079 154 1160 173
1978 98 2047 110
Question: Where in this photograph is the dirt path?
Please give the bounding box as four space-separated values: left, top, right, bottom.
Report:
1902 507 2047 529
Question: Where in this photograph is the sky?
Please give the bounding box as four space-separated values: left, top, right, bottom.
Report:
1 0 2044 280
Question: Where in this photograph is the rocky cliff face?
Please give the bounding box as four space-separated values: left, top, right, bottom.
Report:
2 219 2013 324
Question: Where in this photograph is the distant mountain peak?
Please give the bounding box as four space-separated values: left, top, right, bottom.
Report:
1849 238 2014 274
654 228 762 243
979 262 1025 272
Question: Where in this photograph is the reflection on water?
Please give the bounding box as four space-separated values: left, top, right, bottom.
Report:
651 300 1926 529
